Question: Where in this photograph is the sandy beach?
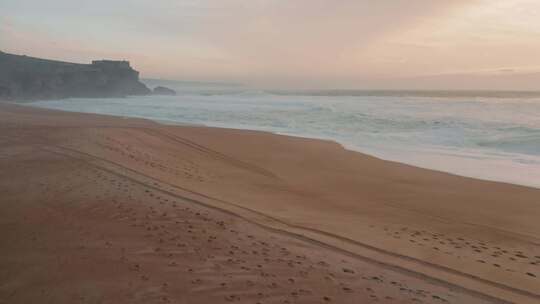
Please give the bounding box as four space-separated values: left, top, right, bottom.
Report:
0 102 539 304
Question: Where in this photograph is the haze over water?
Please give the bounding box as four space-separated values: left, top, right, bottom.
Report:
30 86 540 188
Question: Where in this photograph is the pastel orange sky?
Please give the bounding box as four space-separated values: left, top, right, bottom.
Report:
2 0 540 89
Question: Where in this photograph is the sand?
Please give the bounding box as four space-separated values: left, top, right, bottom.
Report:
0 103 538 304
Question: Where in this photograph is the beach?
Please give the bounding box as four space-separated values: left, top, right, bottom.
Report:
1 102 539 304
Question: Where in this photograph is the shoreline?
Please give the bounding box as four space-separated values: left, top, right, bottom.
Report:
1 103 539 304
25 98 540 189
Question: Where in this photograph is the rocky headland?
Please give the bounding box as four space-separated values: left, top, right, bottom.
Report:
0 51 152 101
152 85 177 96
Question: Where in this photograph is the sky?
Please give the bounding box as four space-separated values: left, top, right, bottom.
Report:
1 0 540 89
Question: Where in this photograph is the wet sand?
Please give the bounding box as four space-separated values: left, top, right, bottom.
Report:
0 103 539 304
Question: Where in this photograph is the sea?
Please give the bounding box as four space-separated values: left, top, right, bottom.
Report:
29 82 540 189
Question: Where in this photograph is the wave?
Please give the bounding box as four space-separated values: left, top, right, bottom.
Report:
266 89 540 99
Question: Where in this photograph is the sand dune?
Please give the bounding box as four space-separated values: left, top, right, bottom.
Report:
0 103 539 304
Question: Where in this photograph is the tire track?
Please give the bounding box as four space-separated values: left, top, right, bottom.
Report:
42 144 540 304
139 127 278 179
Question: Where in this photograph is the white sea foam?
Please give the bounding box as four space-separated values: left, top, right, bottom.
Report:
29 88 540 188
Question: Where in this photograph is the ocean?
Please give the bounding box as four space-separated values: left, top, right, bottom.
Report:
29 85 540 188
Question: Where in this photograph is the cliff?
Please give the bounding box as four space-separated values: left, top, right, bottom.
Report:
0 51 151 101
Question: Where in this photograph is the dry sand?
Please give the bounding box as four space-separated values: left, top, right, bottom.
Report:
0 103 539 304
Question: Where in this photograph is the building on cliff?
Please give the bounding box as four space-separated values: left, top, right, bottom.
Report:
0 51 151 101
